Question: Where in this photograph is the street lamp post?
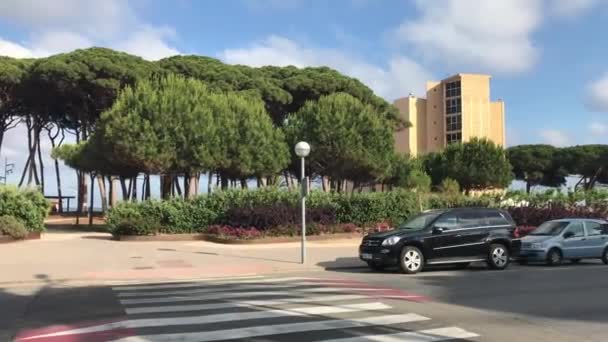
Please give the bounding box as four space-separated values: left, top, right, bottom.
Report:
295 141 311 264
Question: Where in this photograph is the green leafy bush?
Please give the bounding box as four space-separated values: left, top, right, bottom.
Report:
0 215 29 239
0 186 50 232
105 188 522 237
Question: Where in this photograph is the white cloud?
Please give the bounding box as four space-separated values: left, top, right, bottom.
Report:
589 122 608 135
586 72 608 112
0 38 34 58
0 0 179 60
114 26 180 61
221 35 432 100
395 0 542 74
540 129 571 146
550 0 600 17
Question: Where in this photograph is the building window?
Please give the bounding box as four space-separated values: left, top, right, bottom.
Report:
445 98 461 114
446 132 462 145
445 115 462 132
445 81 461 97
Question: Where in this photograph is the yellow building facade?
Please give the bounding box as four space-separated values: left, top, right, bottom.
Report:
394 74 505 156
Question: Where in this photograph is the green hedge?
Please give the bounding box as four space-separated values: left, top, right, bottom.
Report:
106 189 501 236
0 186 50 233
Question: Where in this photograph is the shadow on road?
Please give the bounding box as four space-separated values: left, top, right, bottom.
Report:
0 273 124 341
318 257 608 323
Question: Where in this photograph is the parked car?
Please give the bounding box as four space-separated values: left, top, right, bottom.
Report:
519 218 608 266
359 208 521 274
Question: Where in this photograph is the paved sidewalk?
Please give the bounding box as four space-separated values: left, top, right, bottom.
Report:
0 230 365 287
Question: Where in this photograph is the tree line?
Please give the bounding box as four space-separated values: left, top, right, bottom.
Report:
0 47 413 216
2 47 606 218
507 144 608 193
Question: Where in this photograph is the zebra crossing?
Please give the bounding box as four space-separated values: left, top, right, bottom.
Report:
18 276 480 341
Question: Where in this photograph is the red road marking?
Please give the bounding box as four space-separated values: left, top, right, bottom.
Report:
306 277 431 302
14 318 135 342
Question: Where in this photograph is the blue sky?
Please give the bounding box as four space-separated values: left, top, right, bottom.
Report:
1 0 608 195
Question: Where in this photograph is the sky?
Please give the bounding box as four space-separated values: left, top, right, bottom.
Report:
1 0 607 198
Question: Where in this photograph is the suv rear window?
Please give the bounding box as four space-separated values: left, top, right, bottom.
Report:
486 211 512 226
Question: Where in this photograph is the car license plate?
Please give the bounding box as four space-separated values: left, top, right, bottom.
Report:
360 253 373 260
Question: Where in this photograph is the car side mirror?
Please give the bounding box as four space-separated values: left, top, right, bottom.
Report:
433 226 445 234
563 231 574 239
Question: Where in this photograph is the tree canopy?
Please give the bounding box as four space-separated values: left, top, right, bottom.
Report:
23 47 158 132
507 144 567 193
424 138 513 192
559 145 608 190
284 92 394 188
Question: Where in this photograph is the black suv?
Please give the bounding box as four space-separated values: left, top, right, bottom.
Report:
359 208 521 274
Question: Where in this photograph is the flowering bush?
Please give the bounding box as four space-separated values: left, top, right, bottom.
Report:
204 223 362 240
372 221 393 233
507 205 607 227
206 225 263 240
223 204 337 229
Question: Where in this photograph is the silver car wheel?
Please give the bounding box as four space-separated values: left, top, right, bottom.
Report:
404 250 422 271
492 247 508 267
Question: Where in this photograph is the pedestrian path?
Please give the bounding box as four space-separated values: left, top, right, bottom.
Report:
16 276 480 341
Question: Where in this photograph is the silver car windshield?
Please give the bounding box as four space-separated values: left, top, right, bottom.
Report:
398 212 442 230
529 221 569 236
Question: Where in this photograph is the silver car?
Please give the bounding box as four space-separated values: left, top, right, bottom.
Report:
519 218 608 265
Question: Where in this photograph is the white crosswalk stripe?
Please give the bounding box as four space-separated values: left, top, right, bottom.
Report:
124 294 370 314
20 276 480 341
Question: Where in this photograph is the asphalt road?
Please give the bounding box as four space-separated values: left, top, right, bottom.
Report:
319 258 608 341
3 260 608 342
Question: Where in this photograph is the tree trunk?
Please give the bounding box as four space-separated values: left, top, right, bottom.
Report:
88 174 95 226
131 176 138 202
161 174 172 199
97 175 108 212
240 178 248 189
184 174 190 199
119 177 129 201
221 174 229 189
140 175 147 201
174 176 182 197
37 137 44 193
207 172 213 193
526 181 531 194
19 118 40 187
48 127 65 212
18 156 30 187
109 176 117 208
195 174 200 194
186 173 198 199
144 174 151 200
284 171 291 188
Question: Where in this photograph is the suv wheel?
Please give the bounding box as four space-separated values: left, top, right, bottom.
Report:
546 248 563 266
367 261 385 271
400 246 424 274
488 243 510 270
602 247 608 265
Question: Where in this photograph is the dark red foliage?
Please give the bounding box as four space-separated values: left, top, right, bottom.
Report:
514 226 537 238
223 205 337 230
508 205 608 227
206 225 263 239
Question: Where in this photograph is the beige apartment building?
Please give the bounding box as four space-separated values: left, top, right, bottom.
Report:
394 73 505 156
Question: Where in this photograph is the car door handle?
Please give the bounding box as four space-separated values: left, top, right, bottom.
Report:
581 238 586 241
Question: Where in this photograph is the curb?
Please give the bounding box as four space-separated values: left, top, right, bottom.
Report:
114 232 363 244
